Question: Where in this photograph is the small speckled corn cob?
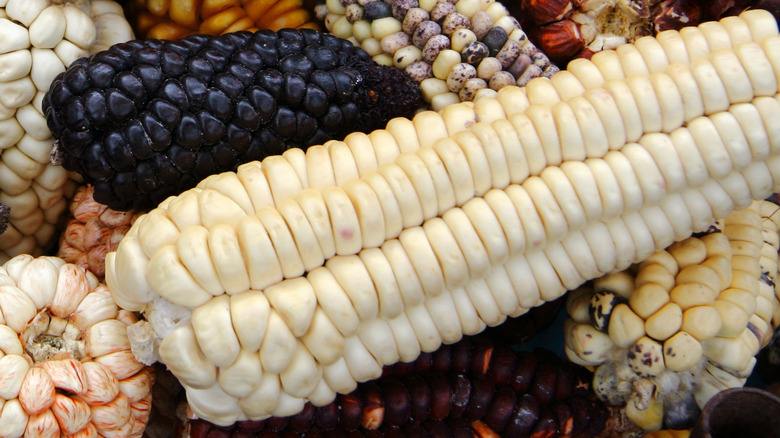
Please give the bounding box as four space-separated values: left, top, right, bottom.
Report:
183 339 610 437
57 185 142 280
126 0 320 40
316 0 559 109
564 200 780 432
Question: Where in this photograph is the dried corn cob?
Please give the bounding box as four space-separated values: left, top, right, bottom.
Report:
125 0 319 40
183 338 609 437
564 200 780 431
0 0 134 262
106 10 780 425
316 0 559 109
43 29 423 212
0 254 154 437
57 185 143 280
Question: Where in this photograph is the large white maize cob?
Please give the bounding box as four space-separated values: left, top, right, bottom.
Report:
317 0 559 109
0 254 153 438
0 0 133 261
565 200 780 431
107 9 780 426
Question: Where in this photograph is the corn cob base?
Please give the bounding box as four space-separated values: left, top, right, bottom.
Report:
106 9 780 426
565 199 780 431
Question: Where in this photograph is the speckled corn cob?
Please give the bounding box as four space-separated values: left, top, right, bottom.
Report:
316 0 559 109
183 338 610 437
564 200 780 432
57 185 142 280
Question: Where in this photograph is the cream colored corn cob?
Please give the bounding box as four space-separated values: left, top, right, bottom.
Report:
0 0 134 261
565 200 780 431
316 0 559 109
0 254 153 437
106 10 780 426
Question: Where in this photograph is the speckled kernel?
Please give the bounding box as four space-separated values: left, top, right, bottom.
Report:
412 20 441 48
518 64 545 85
392 0 419 19
422 34 451 62
489 70 516 90
627 337 665 377
496 39 522 68
441 12 471 36
381 31 412 55
461 41 489 64
470 10 494 40
446 62 477 92
590 290 622 332
458 77 487 101
402 7 429 34
430 1 456 21
345 3 363 22
405 60 433 81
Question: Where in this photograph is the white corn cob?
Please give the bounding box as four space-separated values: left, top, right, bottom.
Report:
107 10 780 425
0 0 134 262
0 254 154 437
317 0 558 108
567 200 780 431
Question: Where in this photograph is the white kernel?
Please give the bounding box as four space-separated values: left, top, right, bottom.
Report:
330 16 354 39
371 17 402 40
431 92 461 110
361 38 382 56
393 45 423 69
432 49 462 79
352 20 372 42
450 28 477 52
420 77 449 102
477 57 503 80
373 53 394 67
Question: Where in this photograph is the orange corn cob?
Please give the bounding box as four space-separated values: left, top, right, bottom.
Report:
125 0 319 39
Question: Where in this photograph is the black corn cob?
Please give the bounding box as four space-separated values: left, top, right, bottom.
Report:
43 29 424 212
185 337 610 438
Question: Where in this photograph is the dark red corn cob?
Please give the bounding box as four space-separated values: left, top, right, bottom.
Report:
184 336 609 437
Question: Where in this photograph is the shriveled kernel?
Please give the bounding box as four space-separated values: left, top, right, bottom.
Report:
412 20 441 48
458 77 487 101
450 28 477 53
422 34 450 62
442 12 471 36
488 71 516 90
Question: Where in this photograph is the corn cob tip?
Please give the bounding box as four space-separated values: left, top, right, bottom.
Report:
350 58 424 127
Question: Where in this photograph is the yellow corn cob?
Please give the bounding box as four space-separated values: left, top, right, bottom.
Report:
128 0 319 39
566 200 780 431
106 10 780 426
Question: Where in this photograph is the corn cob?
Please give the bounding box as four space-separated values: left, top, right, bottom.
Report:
515 0 780 67
316 0 559 109
43 29 423 212
564 199 780 431
106 9 780 425
0 0 134 262
57 184 143 280
125 0 319 40
0 254 154 437
184 338 610 437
